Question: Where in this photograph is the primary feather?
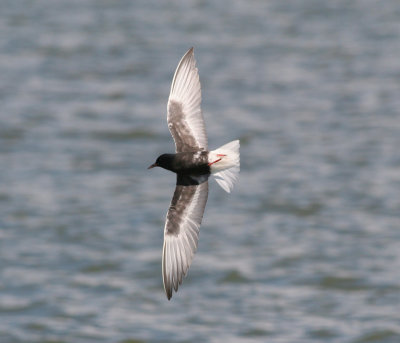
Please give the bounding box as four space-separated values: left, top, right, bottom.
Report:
167 47 208 152
162 181 208 300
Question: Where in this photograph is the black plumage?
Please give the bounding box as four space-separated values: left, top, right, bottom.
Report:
149 151 210 185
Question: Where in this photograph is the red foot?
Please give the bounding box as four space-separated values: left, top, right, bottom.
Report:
208 158 222 166
217 154 226 157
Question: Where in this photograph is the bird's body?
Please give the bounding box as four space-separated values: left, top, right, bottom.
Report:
149 48 240 300
155 151 210 176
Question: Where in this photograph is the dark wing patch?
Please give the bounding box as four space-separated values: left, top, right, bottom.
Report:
162 181 208 300
168 100 200 152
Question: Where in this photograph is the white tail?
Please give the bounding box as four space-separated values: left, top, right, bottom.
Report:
208 140 240 193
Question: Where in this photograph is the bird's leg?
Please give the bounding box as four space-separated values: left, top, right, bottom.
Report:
208 154 226 166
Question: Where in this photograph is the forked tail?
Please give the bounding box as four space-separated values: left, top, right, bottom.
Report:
208 140 240 193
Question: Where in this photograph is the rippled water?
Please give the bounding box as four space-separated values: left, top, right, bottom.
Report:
1 1 400 342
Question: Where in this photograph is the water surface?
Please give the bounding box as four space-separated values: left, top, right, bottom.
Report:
1 1 400 342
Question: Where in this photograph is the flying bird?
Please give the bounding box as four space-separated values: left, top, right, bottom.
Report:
148 48 240 300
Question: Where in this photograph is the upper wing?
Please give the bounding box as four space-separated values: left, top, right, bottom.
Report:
167 48 208 152
162 180 208 300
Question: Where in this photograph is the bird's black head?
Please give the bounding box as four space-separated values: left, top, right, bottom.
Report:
148 154 175 171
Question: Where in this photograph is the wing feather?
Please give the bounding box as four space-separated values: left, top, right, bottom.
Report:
162 181 208 300
167 48 208 152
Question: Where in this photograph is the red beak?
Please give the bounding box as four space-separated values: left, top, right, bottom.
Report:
148 163 157 169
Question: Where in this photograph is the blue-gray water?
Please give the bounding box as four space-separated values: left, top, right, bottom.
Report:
1 1 400 342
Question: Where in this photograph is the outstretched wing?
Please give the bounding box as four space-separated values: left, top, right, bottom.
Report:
162 179 208 300
167 48 208 152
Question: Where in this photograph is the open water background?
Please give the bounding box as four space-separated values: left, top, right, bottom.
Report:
1 1 400 342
